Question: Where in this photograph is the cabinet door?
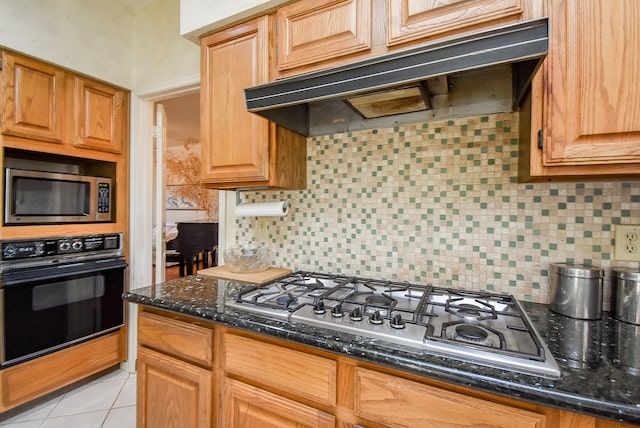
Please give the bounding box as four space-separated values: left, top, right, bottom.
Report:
354 367 545 428
387 0 525 46
222 378 335 428
200 16 271 185
73 76 127 154
540 0 640 169
276 0 371 74
0 51 65 143
137 347 212 428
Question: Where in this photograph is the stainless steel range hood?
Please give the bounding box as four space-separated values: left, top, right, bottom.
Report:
245 18 548 137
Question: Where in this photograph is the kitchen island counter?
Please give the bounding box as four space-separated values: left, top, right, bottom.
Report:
124 274 640 425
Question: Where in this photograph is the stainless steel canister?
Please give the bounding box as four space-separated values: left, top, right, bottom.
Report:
611 269 640 325
549 263 604 320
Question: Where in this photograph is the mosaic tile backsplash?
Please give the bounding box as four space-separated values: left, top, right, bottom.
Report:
237 112 640 305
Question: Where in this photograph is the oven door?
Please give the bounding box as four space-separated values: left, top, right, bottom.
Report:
0 257 126 367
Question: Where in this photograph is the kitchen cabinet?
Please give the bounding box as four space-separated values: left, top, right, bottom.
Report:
524 0 640 180
0 50 129 413
274 0 542 78
72 76 127 154
200 16 306 190
136 311 215 428
1 50 129 157
0 51 66 143
137 307 640 428
275 0 372 77
387 0 527 47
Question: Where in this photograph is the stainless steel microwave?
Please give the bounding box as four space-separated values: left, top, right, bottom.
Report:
4 168 113 225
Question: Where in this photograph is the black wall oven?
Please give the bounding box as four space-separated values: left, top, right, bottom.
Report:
0 234 125 368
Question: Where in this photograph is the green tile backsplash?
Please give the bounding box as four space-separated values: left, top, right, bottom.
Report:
237 112 640 305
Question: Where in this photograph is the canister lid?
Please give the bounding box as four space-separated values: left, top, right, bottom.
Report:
612 268 640 281
550 263 604 279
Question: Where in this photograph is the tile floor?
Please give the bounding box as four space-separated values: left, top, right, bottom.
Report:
0 368 135 428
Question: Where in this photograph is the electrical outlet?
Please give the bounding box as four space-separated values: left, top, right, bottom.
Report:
614 224 640 262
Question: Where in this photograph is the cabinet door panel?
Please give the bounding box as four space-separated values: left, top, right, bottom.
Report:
223 333 336 407
138 311 214 368
137 347 212 428
276 0 371 72
200 16 270 184
1 52 65 143
543 0 640 166
387 0 524 46
222 378 335 428
354 367 544 428
73 77 126 154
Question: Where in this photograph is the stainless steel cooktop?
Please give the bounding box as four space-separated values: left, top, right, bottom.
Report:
226 271 561 379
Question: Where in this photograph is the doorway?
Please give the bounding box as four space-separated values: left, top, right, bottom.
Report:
151 91 220 283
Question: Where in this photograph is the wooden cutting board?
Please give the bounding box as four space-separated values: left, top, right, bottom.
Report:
197 265 292 284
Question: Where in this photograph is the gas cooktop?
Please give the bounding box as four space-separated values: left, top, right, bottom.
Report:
226 271 561 379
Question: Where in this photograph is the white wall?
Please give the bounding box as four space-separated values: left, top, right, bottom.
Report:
133 0 200 90
179 0 290 42
0 0 200 90
0 0 135 88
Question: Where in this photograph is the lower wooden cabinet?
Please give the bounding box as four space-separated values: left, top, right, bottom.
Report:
222 377 335 428
137 347 213 428
136 309 639 428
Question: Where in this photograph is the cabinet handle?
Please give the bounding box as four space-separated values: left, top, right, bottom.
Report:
537 129 544 149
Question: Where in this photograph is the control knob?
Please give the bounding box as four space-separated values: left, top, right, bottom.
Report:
3 244 17 259
331 304 344 318
72 240 83 251
349 307 363 321
313 301 326 315
59 241 71 252
369 310 384 325
390 314 406 329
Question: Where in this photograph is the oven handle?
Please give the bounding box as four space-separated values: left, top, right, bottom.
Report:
0 258 127 287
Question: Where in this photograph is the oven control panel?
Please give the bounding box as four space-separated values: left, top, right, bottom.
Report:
1 233 122 261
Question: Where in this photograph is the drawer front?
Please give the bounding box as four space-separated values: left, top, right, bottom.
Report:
223 333 337 407
222 378 335 428
355 367 545 428
138 312 214 368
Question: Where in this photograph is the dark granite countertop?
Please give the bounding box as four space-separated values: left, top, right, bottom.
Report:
123 274 640 425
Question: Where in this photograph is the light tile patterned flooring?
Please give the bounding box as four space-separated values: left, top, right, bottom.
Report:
0 368 135 427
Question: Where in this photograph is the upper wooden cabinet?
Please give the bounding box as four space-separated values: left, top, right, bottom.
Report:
200 16 306 190
387 0 526 47
73 76 127 154
274 0 541 78
525 0 640 179
0 51 66 144
0 50 129 158
275 0 372 75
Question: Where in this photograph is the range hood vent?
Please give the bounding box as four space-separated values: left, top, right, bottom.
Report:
245 18 548 137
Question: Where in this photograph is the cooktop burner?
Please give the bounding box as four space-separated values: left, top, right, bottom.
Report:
226 271 561 378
